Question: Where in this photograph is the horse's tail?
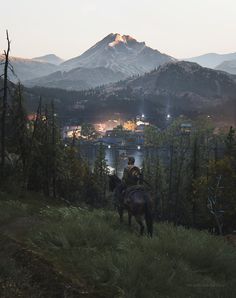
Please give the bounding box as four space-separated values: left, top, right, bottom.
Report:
144 196 153 237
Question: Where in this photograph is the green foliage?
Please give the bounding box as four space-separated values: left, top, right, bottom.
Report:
144 125 161 146
27 206 236 298
93 143 109 205
57 145 98 204
225 126 236 156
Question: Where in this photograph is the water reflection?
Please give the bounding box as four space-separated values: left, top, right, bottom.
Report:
80 144 144 178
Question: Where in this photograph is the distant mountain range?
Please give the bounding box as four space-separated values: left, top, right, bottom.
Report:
25 66 125 90
0 55 59 81
215 59 236 75
185 52 236 69
33 54 64 65
99 61 236 112
1 33 175 90
24 61 236 127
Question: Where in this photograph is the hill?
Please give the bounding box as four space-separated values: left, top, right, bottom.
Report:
0 192 236 298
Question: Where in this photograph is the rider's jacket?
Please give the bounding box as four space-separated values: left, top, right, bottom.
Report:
122 165 141 187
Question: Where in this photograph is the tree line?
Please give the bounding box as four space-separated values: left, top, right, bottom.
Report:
143 119 236 234
1 31 235 235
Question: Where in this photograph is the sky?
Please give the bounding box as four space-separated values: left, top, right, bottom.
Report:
0 0 236 60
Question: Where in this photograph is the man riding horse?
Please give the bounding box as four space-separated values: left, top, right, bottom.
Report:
122 156 142 187
109 156 153 237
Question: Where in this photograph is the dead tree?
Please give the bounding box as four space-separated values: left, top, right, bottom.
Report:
51 100 56 198
1 30 11 172
207 175 224 235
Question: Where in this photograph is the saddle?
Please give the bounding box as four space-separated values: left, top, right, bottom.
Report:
123 185 146 205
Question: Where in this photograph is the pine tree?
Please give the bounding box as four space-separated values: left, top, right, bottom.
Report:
94 143 109 206
9 83 29 178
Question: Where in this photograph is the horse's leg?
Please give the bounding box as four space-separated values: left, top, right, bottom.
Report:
144 200 153 237
128 211 132 227
135 215 145 236
118 207 124 223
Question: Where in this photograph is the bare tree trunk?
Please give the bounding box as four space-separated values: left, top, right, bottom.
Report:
192 137 198 227
51 101 56 198
167 144 174 221
1 30 10 172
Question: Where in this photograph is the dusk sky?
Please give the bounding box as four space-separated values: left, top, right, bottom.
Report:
0 0 236 60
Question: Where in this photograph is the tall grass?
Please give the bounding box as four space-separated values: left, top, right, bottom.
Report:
27 207 236 298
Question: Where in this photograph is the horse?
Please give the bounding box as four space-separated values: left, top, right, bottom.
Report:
109 174 153 237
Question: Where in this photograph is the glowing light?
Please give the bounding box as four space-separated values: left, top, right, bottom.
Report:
108 145 111 149
137 145 141 150
142 114 145 118
167 114 171 120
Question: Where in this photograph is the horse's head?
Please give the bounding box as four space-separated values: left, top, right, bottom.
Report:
108 174 121 192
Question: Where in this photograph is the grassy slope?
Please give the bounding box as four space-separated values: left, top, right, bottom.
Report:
0 192 236 298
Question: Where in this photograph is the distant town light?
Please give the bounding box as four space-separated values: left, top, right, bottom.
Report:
141 114 145 118
167 114 171 120
137 145 141 150
108 145 111 149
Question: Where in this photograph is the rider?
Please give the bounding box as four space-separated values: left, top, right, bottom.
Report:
122 156 142 188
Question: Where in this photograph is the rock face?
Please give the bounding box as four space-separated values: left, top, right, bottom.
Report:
215 60 236 75
61 33 175 76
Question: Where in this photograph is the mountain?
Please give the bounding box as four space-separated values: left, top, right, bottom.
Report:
215 59 236 75
33 54 64 65
61 33 175 76
185 52 236 69
24 33 175 90
24 66 125 90
25 61 236 127
118 61 236 97
0 55 58 82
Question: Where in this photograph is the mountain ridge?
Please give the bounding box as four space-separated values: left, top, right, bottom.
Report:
33 54 64 65
185 52 236 68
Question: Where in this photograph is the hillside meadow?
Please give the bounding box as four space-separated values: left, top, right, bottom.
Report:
0 192 235 298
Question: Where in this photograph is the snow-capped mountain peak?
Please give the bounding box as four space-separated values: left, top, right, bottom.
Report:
108 33 137 47
61 33 175 76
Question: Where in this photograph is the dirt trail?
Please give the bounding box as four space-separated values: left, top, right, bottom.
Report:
0 234 101 298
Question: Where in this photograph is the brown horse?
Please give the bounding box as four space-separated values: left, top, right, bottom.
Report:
109 174 153 237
